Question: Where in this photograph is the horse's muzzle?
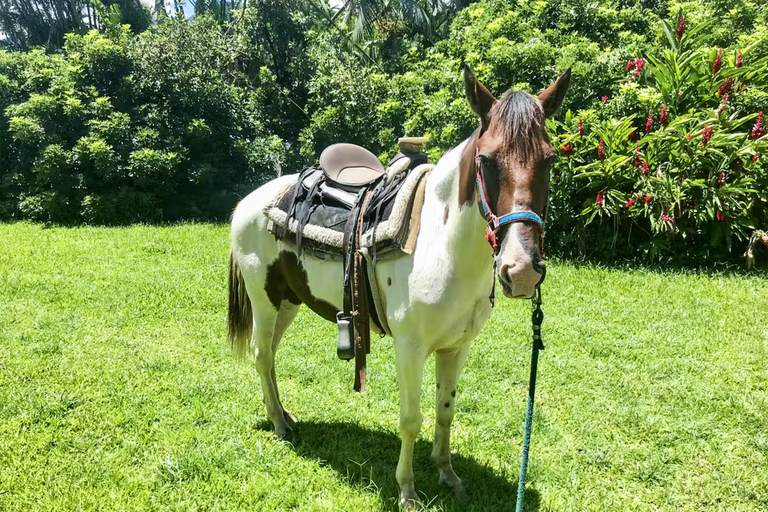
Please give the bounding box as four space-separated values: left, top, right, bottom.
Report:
499 257 545 299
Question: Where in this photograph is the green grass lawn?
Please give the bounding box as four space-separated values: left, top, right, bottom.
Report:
1 223 767 512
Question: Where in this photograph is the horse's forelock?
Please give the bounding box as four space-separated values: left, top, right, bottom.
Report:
489 91 547 162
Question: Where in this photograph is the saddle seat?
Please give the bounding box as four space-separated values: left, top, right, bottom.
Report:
320 143 385 189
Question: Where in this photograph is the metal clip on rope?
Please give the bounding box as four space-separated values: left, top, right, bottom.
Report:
516 286 545 512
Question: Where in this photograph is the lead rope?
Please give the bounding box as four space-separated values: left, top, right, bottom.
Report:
516 286 544 512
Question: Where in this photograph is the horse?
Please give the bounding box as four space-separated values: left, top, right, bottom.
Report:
227 65 570 509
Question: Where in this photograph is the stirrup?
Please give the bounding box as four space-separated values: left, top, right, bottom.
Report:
336 312 355 360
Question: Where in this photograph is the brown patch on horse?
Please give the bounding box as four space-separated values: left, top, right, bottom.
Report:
264 251 338 323
458 67 570 217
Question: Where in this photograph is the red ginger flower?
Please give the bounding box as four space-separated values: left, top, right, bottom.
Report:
598 140 605 161
645 112 653 133
718 77 734 96
601 95 609 102
676 15 685 40
645 195 651 204
702 125 714 146
718 172 725 186
686 133 692 141
716 211 726 222
736 49 743 68
717 104 726 118
560 142 572 157
578 117 584 136
642 160 650 176
626 197 634 208
752 152 760 163
660 105 668 127
627 60 635 71
634 58 644 77
633 146 641 167
713 48 723 74
662 213 675 223
596 191 605 207
752 112 765 138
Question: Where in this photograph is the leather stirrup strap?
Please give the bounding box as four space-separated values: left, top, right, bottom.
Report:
353 191 373 392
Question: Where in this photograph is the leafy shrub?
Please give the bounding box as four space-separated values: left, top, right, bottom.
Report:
547 13 768 262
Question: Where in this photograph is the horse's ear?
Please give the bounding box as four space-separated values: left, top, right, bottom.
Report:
463 64 495 127
538 68 571 118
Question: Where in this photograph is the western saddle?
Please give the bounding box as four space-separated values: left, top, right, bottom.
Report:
282 138 430 392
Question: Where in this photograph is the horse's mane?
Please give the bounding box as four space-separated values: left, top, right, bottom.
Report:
490 90 546 162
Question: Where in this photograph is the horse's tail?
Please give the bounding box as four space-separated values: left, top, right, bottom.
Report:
228 249 253 359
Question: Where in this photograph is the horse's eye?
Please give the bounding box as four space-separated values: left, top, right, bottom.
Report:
480 156 498 172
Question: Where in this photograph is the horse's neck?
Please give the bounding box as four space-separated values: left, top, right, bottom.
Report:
419 138 493 284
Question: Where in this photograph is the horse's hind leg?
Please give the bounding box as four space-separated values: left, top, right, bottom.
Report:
432 343 470 496
270 300 300 427
249 295 299 438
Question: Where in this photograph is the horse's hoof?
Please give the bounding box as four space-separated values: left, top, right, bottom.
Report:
282 408 298 427
438 469 464 497
274 424 294 441
399 496 423 511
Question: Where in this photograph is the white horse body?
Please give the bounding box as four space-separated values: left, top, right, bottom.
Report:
228 67 570 509
230 139 494 503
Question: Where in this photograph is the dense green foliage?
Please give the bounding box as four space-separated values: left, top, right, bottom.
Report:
0 0 767 263
2 223 767 510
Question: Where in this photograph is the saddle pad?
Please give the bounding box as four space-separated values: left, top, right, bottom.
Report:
264 164 433 258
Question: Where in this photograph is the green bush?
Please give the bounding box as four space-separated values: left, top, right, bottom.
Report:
0 17 285 224
547 13 768 262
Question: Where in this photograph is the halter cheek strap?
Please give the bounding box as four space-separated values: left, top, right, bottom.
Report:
475 147 545 251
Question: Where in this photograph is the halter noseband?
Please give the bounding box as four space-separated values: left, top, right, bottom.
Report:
474 146 545 252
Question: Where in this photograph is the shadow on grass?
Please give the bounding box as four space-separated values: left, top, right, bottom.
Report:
264 420 540 511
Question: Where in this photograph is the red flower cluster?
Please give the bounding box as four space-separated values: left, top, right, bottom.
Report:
633 146 641 167
702 125 714 147
717 104 726 118
642 160 650 176
635 58 644 77
645 195 651 204
626 197 635 208
660 104 668 127
662 213 675 223
736 49 743 68
578 117 584 137
752 112 765 138
716 211 726 222
712 48 723 74
718 172 725 186
717 77 734 96
560 142 572 157
627 60 635 71
596 191 605 207
676 15 685 40
598 140 605 161
753 152 760 163
601 95 609 102
646 112 653 133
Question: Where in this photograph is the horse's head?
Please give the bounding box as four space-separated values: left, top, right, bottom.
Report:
460 65 570 299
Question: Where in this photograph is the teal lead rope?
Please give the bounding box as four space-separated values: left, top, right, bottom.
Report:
515 286 545 512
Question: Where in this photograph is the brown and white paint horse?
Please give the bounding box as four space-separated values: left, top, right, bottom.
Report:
228 66 570 509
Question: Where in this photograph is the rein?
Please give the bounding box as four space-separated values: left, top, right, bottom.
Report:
516 285 545 512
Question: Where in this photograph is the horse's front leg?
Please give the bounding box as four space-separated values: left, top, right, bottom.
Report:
394 338 427 510
432 344 470 496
